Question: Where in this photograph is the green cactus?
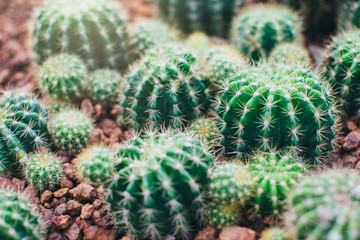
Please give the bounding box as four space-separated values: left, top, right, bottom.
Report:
216 63 337 163
40 54 87 101
231 4 301 62
286 170 360 240
0 91 49 173
24 152 64 192
185 32 212 59
269 43 311 66
47 98 74 115
206 201 243 231
32 0 130 71
189 118 220 149
49 108 94 154
121 44 212 130
107 130 214 240
0 189 43 240
75 145 115 186
261 227 289 240
340 1 360 29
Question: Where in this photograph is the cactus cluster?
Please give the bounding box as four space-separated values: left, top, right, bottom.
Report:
216 63 337 163
32 0 130 71
107 130 214 240
121 44 212 130
269 43 311 66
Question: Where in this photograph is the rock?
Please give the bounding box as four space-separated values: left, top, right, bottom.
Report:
63 223 82 240
120 237 133 240
343 130 360 150
51 215 71 231
83 226 116 240
39 205 55 219
40 190 53 204
83 226 98 240
75 217 92 231
66 200 83 216
92 210 112 228
53 188 69 198
64 163 76 180
69 183 97 202
55 203 67 216
195 227 217 240
94 104 105 119
80 204 94 220
219 226 256 240
44 202 52 208
58 196 67 204
31 197 40 204
98 118 117 136
343 155 358 166
51 198 59 208
48 232 66 240
81 99 94 116
0 177 13 189
60 177 74 189
93 199 106 209
11 178 26 191
347 121 358 131
23 186 39 200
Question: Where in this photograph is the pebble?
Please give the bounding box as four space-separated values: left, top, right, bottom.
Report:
219 226 256 240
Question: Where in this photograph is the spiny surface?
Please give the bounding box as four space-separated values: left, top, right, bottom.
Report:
189 118 220 149
269 43 311 66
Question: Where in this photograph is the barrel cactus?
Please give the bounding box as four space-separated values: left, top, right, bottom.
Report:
121 44 212 130
107 130 214 240
216 63 337 163
231 4 301 62
32 0 130 71
269 43 311 66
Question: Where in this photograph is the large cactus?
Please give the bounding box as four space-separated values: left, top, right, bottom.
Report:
106 130 214 240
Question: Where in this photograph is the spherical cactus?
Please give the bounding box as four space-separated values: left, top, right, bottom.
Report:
231 4 301 62
206 201 243 231
88 69 125 108
189 118 220 149
75 145 115 186
216 63 337 163
40 54 87 101
269 43 311 66
107 130 214 240
261 227 289 240
121 44 212 130
246 151 307 218
322 30 360 114
32 0 131 71
24 152 64 192
285 170 360 239
0 189 43 240
49 108 94 154
0 91 49 173
185 32 212 59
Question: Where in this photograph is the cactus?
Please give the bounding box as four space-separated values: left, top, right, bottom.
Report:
185 32 212 60
206 201 243 230
340 1 360 29
24 152 64 192
246 151 307 218
49 108 94 154
47 98 74 115
32 0 130 71
0 189 43 240
216 63 337 163
231 4 301 62
121 44 212 130
261 227 289 240
0 91 49 173
322 30 360 114
285 170 360 239
106 130 214 240
189 118 220 149
75 145 115 186
40 54 87 101
269 43 311 66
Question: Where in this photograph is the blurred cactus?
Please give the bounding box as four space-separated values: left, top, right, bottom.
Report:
269 43 311 66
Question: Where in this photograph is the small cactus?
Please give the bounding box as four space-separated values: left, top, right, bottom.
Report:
189 118 220 149
261 227 289 240
269 43 311 66
24 152 64 192
40 54 87 101
49 108 94 154
206 201 243 231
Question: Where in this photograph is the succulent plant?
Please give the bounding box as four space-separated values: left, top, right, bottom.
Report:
24 152 63 192
206 201 243 231
107 130 214 240
121 44 212 130
49 108 94 154
189 118 220 149
216 63 337 163
185 32 212 59
261 227 289 240
231 4 301 62
0 189 43 240
286 170 360 240
40 54 87 101
75 145 115 186
269 43 311 66
32 0 131 71
0 91 49 173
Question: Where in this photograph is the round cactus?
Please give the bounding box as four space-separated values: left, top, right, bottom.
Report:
49 108 94 154
261 227 289 240
0 189 43 240
40 54 87 101
286 170 360 239
231 4 301 62
24 152 64 192
0 91 49 173
269 43 311 66
185 32 212 59
216 63 337 163
107 130 214 240
206 201 243 231
121 44 212 130
189 118 220 149
32 0 131 71
75 145 115 186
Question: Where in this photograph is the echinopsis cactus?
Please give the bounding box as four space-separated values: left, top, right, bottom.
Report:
189 118 220 149
49 108 94 154
231 4 301 62
216 63 337 163
40 54 87 101
285 170 360 239
269 43 311 66
121 44 212 130
24 152 64 192
75 145 115 186
0 91 49 173
107 130 214 240
32 0 130 71
0 189 43 240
